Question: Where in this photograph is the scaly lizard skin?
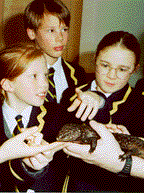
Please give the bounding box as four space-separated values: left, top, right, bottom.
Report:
57 123 144 161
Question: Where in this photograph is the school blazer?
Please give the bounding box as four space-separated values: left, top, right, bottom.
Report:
61 59 87 88
0 102 67 192
66 81 144 192
110 79 144 137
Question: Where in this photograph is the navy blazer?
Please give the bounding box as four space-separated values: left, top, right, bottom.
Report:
62 81 144 192
0 102 68 192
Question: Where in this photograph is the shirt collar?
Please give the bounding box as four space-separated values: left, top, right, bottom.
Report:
91 80 112 98
2 101 32 134
47 57 62 72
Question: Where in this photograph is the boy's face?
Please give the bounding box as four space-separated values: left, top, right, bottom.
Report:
27 14 69 64
10 56 48 110
95 46 135 94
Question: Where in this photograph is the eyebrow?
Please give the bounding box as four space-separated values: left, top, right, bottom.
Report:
99 60 131 69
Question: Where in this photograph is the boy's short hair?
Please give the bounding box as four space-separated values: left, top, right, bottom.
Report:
24 0 70 32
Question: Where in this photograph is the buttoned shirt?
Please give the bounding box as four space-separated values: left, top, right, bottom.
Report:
47 57 68 103
2 101 32 134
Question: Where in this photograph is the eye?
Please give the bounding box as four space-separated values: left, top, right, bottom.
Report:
119 67 128 72
101 63 109 68
47 29 54 33
32 74 37 79
61 27 69 32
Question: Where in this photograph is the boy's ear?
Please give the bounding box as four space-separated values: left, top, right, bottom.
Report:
27 28 36 40
1 79 15 92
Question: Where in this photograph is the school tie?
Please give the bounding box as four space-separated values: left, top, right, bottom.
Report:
13 115 24 136
46 67 57 102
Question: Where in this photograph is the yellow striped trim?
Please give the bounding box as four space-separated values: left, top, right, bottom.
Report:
62 175 70 193
47 90 56 99
37 105 47 132
9 160 24 181
70 83 89 102
15 186 19 192
17 124 22 133
45 97 49 102
49 73 54 76
142 91 144 95
48 79 55 88
64 60 78 85
110 86 132 116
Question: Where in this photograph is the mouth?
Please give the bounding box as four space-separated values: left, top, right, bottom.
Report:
54 46 64 51
37 91 47 99
105 81 115 87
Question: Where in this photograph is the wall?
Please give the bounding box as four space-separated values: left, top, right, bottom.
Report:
0 0 83 62
79 0 144 86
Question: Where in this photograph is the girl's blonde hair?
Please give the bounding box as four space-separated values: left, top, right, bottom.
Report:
0 43 45 102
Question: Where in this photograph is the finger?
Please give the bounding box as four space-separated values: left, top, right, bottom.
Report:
33 133 43 145
41 139 49 145
88 105 99 120
22 158 33 169
30 156 46 170
16 127 38 141
117 125 130 135
34 153 49 164
80 105 93 121
63 148 82 159
89 120 112 140
75 88 83 100
39 142 67 154
75 103 87 118
64 143 89 156
67 99 81 112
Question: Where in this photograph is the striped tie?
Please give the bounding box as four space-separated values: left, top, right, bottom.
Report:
13 115 24 136
46 68 57 102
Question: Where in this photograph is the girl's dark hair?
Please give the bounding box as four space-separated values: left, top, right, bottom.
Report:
95 31 141 68
24 0 70 31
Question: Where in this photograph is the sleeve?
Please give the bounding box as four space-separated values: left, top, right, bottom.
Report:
8 158 50 191
113 78 144 137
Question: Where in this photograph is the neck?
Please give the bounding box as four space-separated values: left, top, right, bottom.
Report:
44 53 58 66
6 93 30 114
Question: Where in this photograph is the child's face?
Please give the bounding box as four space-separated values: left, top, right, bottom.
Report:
10 56 48 110
95 46 135 94
28 14 69 64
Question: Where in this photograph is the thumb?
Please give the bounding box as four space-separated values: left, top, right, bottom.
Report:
75 88 83 100
89 120 113 140
17 126 38 141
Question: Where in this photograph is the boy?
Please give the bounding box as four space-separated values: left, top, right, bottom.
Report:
24 0 87 103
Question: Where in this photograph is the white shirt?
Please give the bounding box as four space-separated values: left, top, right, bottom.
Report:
91 80 112 98
47 57 68 103
2 101 32 134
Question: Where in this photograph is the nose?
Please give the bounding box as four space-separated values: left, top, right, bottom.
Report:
107 68 117 79
40 76 49 90
56 31 63 41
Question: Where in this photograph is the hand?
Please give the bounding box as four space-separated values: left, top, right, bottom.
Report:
0 127 54 164
63 120 125 173
68 88 101 121
106 123 130 134
22 139 67 170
